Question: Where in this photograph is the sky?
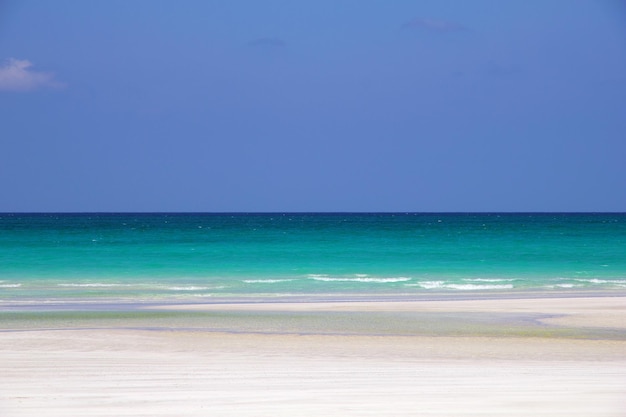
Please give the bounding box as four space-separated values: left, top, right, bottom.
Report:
0 0 625 212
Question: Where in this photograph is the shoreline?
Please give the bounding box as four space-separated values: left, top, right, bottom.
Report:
2 288 626 310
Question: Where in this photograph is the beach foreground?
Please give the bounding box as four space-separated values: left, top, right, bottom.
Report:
1 296 625 416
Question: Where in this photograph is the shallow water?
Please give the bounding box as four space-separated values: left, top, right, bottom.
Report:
1 213 625 302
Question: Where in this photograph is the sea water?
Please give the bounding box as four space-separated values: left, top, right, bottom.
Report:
1 213 625 302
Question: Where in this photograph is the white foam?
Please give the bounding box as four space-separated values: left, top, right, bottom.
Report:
57 283 132 287
243 279 294 284
165 286 210 291
444 284 514 290
574 279 626 284
552 283 582 288
415 281 445 289
413 281 513 290
310 277 411 283
0 283 22 288
463 278 515 282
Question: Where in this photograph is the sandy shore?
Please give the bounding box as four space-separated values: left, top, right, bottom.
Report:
1 295 625 416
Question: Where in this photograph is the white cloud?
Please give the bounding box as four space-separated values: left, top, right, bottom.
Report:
0 58 64 92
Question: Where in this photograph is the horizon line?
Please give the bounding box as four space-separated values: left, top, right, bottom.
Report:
1 211 625 215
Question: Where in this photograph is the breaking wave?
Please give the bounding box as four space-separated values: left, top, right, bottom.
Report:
309 276 412 283
463 278 515 282
575 279 626 285
545 283 583 289
57 283 134 287
409 281 513 290
165 286 211 291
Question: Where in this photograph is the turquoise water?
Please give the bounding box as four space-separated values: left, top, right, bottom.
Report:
1 213 625 302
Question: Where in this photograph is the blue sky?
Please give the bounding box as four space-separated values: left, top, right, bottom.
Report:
1 0 625 212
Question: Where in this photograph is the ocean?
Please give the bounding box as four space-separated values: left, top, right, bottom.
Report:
1 213 625 303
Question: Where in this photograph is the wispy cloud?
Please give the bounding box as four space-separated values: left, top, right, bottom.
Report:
403 18 468 33
0 58 64 92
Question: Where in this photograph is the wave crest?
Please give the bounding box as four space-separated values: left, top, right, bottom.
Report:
57 283 132 287
310 277 411 283
411 281 513 290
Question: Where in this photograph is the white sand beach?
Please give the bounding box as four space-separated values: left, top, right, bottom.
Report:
1 296 625 416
